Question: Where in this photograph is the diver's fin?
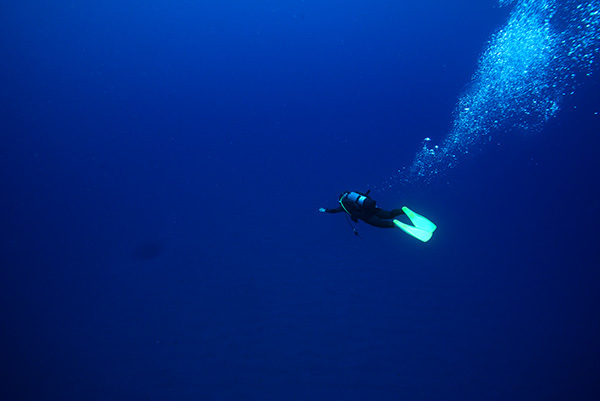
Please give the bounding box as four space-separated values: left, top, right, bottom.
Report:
393 219 433 242
402 206 437 234
393 207 437 242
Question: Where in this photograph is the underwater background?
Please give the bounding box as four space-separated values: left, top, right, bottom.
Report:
1 1 599 400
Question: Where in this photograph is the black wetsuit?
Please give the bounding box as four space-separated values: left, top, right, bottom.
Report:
325 193 404 228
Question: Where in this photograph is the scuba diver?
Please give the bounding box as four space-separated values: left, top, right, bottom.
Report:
319 190 403 228
319 190 437 242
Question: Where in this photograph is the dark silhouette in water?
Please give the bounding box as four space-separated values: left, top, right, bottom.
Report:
132 242 164 260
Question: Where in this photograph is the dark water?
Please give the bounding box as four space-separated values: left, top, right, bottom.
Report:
1 1 599 400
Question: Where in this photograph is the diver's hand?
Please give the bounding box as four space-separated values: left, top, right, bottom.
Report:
319 208 326 213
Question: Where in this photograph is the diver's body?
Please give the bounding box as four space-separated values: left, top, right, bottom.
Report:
319 190 404 228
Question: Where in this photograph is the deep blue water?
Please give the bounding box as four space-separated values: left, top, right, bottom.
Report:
1 1 599 400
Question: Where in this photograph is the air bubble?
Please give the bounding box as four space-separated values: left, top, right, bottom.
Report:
403 0 600 184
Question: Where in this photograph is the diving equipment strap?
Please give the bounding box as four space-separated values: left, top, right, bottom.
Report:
339 194 351 215
339 193 361 238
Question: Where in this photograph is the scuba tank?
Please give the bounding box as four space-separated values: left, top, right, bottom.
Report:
340 190 376 210
338 190 375 239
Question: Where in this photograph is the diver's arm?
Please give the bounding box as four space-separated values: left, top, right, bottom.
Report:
319 206 344 213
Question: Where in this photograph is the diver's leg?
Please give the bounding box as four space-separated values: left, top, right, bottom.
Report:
375 208 404 219
362 216 396 228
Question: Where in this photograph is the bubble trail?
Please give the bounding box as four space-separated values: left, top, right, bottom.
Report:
386 0 600 187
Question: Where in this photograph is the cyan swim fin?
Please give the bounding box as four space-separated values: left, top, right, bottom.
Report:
393 206 437 242
394 220 433 242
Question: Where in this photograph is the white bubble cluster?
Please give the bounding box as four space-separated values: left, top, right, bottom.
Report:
405 0 600 183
